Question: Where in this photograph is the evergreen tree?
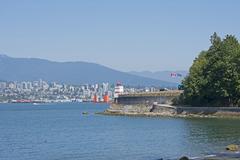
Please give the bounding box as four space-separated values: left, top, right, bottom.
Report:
181 33 240 107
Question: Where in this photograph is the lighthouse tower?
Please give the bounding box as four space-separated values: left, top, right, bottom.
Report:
114 82 124 98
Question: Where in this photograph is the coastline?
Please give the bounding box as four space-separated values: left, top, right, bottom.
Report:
101 103 240 118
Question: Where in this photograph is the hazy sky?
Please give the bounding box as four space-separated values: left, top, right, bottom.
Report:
0 0 240 72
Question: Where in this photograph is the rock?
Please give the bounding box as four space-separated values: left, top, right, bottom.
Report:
82 112 88 115
179 156 189 160
226 144 239 151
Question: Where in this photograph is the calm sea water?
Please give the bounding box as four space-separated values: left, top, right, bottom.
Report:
0 103 240 160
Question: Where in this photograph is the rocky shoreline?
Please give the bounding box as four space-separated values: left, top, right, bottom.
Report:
101 103 240 118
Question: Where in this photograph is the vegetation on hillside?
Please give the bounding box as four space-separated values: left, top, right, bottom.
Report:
179 33 240 107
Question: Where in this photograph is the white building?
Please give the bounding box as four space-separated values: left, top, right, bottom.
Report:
114 82 124 98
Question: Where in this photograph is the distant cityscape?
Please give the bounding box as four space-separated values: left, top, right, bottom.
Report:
0 79 167 103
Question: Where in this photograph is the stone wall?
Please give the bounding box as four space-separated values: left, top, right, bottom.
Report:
116 96 175 105
115 91 182 105
176 106 240 116
108 103 152 114
105 91 240 117
104 103 240 117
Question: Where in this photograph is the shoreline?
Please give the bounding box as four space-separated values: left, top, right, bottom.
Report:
101 110 240 119
101 103 240 118
101 111 240 119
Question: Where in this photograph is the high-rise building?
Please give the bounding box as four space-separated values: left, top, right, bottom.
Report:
8 82 16 89
102 82 109 93
26 82 33 90
0 82 7 89
21 82 28 90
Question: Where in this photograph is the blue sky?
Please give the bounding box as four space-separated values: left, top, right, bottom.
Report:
0 0 240 71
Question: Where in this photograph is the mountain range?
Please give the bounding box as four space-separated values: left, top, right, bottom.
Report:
0 55 178 87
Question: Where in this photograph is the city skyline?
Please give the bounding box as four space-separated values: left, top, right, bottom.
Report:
0 78 163 103
1 1 240 71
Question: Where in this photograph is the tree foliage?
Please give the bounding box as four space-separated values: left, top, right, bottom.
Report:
181 33 240 107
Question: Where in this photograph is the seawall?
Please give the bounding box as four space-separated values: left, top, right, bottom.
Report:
114 91 182 105
103 103 240 117
103 91 240 118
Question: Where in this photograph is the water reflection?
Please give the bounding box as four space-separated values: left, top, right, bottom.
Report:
181 118 240 156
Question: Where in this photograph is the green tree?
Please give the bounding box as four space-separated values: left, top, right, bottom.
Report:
181 33 240 107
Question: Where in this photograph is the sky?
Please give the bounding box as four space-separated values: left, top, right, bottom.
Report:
0 0 240 72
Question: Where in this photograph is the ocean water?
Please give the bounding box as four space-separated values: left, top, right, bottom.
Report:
0 103 240 160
